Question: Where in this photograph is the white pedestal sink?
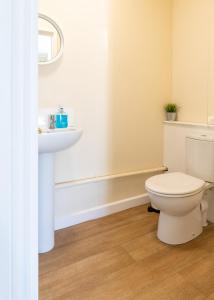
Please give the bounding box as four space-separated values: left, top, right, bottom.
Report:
38 128 82 253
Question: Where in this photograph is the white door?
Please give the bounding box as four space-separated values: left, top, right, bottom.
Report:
0 0 38 299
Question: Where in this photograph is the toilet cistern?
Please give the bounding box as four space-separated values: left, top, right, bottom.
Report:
38 128 82 253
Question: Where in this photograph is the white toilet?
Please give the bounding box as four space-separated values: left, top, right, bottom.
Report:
145 134 214 245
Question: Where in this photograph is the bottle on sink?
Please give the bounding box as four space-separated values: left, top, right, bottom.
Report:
55 106 68 129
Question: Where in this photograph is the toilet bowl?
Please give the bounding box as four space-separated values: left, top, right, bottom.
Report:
145 134 214 245
145 172 205 245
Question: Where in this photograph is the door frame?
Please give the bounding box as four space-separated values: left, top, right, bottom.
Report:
0 0 38 299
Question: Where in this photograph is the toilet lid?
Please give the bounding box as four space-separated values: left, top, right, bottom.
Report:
145 172 205 196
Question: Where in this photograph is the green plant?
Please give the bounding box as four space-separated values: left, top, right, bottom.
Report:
164 103 177 113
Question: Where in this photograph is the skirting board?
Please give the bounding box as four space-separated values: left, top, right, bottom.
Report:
55 193 150 230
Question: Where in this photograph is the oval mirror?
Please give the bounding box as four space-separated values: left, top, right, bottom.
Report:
38 14 64 65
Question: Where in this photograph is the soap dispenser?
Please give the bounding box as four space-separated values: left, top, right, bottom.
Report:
55 106 68 128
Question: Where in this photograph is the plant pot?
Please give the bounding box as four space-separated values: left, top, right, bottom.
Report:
166 112 177 121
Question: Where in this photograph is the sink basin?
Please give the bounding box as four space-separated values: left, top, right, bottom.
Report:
38 127 83 253
39 128 82 153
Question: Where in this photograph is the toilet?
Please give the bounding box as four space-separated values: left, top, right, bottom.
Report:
145 134 214 245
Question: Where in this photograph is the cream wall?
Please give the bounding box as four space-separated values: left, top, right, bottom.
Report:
39 0 172 184
172 0 214 123
39 0 171 227
108 0 171 175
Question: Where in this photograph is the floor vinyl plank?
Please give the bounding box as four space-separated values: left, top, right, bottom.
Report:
40 204 214 300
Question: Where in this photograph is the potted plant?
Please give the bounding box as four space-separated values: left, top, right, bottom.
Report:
164 103 177 121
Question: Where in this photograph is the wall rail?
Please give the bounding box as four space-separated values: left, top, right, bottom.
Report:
55 166 167 189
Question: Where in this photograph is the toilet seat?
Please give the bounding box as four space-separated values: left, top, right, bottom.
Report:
146 172 205 197
146 188 203 198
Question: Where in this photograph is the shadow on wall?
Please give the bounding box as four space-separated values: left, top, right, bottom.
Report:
107 0 171 175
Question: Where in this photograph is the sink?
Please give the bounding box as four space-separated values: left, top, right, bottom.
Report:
38 128 82 253
39 128 82 153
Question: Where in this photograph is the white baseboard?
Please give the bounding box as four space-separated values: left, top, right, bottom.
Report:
55 193 150 230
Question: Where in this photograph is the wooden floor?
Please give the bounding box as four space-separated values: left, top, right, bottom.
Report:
40 205 214 300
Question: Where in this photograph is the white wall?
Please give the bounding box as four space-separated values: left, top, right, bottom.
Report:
39 0 110 182
172 0 214 123
39 0 171 225
55 170 164 229
39 0 171 181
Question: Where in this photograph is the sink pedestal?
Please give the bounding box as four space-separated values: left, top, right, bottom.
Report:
38 153 55 253
38 128 83 254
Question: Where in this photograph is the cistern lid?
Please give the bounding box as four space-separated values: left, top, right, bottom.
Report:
145 172 205 196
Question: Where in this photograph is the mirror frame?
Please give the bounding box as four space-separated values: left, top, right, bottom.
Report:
38 13 64 65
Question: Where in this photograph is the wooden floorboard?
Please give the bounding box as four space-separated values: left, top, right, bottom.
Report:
40 204 214 300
